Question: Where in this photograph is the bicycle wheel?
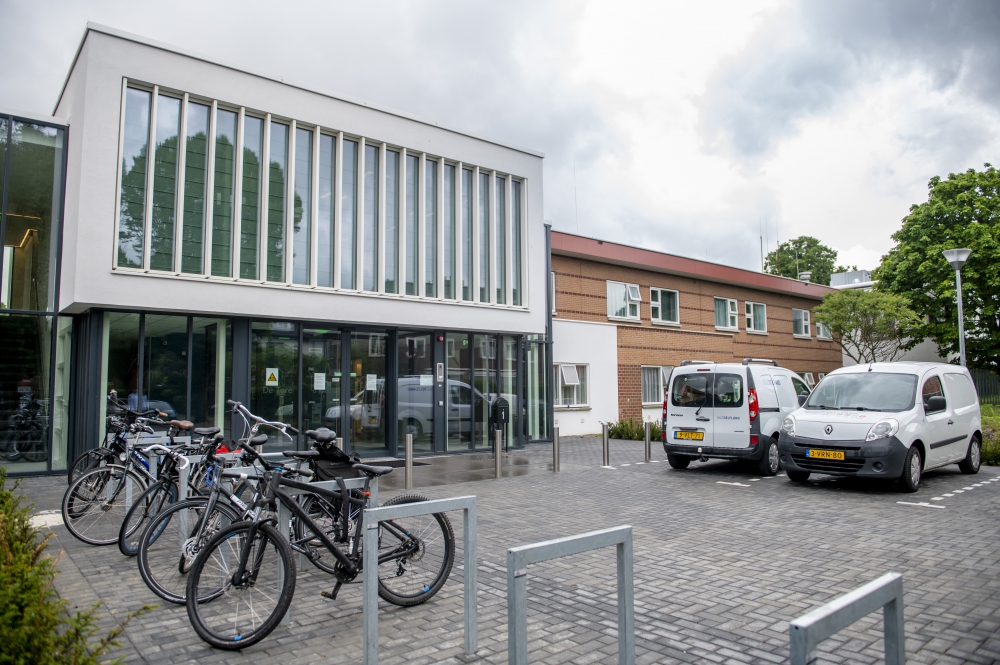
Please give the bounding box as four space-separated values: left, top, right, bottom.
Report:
376 494 455 607
137 498 241 604
186 521 295 650
19 428 48 463
68 448 113 484
292 493 355 574
118 480 177 557
62 465 148 545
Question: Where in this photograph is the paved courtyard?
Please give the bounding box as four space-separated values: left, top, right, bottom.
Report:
16 437 1000 664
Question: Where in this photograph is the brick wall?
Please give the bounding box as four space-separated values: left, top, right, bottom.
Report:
552 254 843 420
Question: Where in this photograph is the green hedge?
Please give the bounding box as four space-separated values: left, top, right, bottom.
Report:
981 404 1000 466
0 468 149 665
605 418 662 441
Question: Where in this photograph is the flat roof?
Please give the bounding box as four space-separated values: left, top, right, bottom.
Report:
55 23 545 159
0 106 68 127
551 230 836 300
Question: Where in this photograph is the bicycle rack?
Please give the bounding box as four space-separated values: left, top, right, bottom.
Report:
506 525 634 665
361 495 478 665
789 572 905 665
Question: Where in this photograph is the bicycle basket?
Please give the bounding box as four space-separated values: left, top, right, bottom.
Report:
312 460 362 481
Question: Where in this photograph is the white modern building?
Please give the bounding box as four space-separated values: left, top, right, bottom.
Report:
1 23 553 475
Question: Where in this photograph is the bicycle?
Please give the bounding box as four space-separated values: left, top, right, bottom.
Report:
184 400 455 650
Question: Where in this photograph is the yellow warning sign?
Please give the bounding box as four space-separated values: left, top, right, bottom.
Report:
265 368 279 386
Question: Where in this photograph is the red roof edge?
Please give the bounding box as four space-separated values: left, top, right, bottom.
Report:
551 231 836 300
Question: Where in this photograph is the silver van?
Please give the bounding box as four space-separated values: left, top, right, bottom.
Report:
662 359 812 475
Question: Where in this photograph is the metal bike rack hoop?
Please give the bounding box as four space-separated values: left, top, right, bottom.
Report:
506 524 634 665
789 572 905 665
361 495 478 665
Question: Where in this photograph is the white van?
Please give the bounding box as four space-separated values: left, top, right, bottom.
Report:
778 362 982 492
662 359 812 475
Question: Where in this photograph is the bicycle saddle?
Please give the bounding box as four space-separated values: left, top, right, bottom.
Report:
170 419 194 430
353 463 393 477
304 428 337 444
282 450 320 458
248 434 268 446
194 426 221 437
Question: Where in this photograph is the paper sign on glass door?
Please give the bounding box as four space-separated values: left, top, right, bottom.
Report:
265 368 279 387
313 373 326 390
366 374 377 391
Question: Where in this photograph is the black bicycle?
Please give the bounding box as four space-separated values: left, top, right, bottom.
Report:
184 401 455 650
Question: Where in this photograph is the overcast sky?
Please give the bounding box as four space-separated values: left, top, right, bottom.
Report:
2 0 997 277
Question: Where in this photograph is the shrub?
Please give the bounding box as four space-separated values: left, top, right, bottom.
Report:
981 404 1000 466
0 467 149 665
604 418 660 441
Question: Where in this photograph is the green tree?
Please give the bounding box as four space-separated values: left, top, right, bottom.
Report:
876 164 1000 372
764 235 853 287
813 289 921 364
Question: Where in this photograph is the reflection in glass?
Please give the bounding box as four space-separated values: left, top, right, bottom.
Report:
363 144 379 291
0 315 54 473
496 176 506 304
443 164 455 299
267 123 288 281
51 316 72 470
398 332 433 452
512 180 522 306
461 168 472 301
446 332 474 450
350 331 388 456
525 339 549 441
240 116 264 279
143 315 189 421
473 334 496 449
103 312 142 413
191 317 231 433
501 336 518 448
211 109 237 277
317 134 335 287
251 321 298 450
150 95 180 272
478 172 489 302
3 122 64 312
302 328 341 439
424 159 437 297
405 154 418 295
293 128 312 285
341 140 358 288
384 150 399 293
182 102 210 274
118 88 150 269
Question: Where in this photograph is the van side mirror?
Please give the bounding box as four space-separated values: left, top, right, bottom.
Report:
926 395 946 413
797 394 807 407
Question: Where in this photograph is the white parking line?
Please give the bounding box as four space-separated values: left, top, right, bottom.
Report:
897 501 945 509
621 464 631 467
931 497 944 501
943 493 954 497
717 481 750 487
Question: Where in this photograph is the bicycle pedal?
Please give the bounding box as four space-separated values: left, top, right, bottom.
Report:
321 581 343 601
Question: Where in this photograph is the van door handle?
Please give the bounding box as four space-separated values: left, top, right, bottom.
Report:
948 419 954 425
696 416 710 422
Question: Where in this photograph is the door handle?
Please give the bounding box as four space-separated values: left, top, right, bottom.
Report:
696 416 710 422
948 419 954 425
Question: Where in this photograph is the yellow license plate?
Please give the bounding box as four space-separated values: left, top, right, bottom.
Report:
807 449 844 460
674 431 704 441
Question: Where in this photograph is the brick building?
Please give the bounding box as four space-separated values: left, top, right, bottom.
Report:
550 231 842 434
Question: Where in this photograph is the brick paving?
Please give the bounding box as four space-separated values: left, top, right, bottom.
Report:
15 437 1000 664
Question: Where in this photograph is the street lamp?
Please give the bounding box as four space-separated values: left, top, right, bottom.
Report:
942 248 972 366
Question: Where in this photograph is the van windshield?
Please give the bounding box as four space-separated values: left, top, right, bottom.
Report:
806 373 917 412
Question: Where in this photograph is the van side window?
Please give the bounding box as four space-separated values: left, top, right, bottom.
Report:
672 374 710 408
714 374 744 408
790 376 811 398
922 376 946 413
450 384 471 405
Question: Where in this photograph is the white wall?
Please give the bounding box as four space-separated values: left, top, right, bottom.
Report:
54 27 546 336
843 338 947 366
552 319 617 436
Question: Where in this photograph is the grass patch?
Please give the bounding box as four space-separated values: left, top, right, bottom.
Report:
981 404 1000 466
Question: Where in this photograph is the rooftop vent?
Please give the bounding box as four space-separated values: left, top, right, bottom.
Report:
798 271 812 283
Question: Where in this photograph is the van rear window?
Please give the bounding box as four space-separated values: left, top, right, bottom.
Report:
672 374 710 407
715 374 744 408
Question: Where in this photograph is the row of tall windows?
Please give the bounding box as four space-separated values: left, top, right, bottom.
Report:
116 84 526 305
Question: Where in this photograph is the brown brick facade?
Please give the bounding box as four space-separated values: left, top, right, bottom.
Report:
552 253 843 421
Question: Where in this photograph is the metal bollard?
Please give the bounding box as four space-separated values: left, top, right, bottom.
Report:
335 437 343 451
602 422 610 467
644 421 652 463
495 428 503 479
405 433 413 490
552 426 560 473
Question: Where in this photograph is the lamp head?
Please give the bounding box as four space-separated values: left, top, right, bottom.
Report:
942 248 972 271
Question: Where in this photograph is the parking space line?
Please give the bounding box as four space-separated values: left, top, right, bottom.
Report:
943 493 954 497
898 501 945 509
717 481 750 487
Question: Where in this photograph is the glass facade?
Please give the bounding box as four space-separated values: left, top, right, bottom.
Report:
405 153 418 296
150 94 180 272
317 134 335 287
267 123 288 282
443 164 455 299
461 168 473 301
363 144 378 292
496 176 506 304
478 172 489 302
293 127 312 285
211 109 237 277
424 159 437 298
384 150 399 293
117 88 150 269
341 139 357 288
181 102 209 274
240 116 263 279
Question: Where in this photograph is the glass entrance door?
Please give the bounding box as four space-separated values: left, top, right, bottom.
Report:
472 334 496 450
250 321 298 450
302 328 342 439
446 333 473 450
349 331 388 456
397 331 433 452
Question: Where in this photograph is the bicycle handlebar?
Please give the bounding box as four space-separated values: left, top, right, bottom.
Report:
142 444 190 470
228 400 298 436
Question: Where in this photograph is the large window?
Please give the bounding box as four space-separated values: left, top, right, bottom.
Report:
292 127 313 285
182 102 209 274
240 116 263 280
495 176 506 304
607 281 640 320
745 301 767 333
341 139 358 288
362 143 378 291
641 366 673 405
443 164 456 299
117 88 150 269
512 180 523 306
405 154 418 295
555 364 588 407
211 108 237 277
384 150 399 293
792 308 811 338
461 168 473 301
714 297 738 330
650 288 679 325
150 94 180 272
478 171 490 302
266 122 288 282
424 158 437 297
817 321 832 340
317 134 335 287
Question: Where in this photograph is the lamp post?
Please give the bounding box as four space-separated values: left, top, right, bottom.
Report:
942 248 972 366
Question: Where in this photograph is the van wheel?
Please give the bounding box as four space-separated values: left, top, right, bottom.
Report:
959 436 981 475
787 470 810 482
755 438 780 476
667 454 690 470
899 446 922 492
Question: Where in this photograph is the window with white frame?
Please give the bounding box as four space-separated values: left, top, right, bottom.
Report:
607 281 641 320
816 321 832 340
650 288 679 325
792 308 811 338
714 297 738 330
555 364 588 407
745 301 767 333
641 365 673 404
113 81 526 306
